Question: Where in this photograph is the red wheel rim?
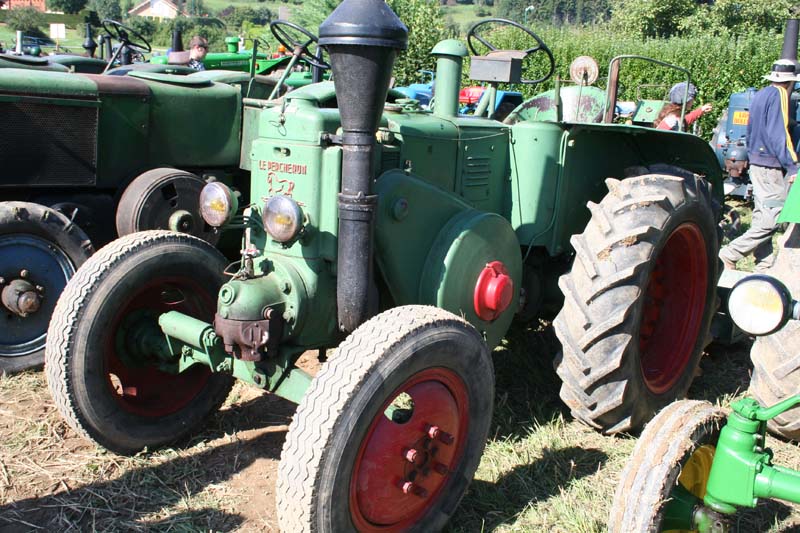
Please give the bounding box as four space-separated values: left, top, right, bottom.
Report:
639 223 708 394
104 276 215 417
349 367 470 531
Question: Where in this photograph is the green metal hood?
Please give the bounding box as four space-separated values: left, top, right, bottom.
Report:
0 68 97 98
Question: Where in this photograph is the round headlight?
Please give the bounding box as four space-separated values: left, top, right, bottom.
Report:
199 182 237 227
728 275 791 336
263 195 303 243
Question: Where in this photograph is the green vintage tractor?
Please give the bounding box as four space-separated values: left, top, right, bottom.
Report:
0 21 327 373
611 245 800 531
46 1 723 529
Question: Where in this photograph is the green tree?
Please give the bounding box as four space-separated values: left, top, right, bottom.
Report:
609 0 696 37
46 0 88 14
679 0 795 36
89 0 123 20
6 7 45 33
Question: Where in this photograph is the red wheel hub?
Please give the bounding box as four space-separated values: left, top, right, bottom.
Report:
105 277 215 417
639 223 708 394
349 368 469 531
474 261 514 321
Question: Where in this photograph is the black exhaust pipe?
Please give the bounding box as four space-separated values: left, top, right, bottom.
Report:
780 18 799 66
172 30 184 52
82 23 98 58
319 0 407 333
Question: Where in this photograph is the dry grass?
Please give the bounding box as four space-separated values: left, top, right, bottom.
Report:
2 320 797 532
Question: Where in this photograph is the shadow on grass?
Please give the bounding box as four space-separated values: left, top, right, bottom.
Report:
490 319 569 440
0 392 293 532
691 337 755 404
448 446 609 532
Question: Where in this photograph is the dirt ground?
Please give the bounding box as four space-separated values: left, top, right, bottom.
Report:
1 337 798 532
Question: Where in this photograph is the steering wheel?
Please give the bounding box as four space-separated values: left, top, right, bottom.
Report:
269 20 330 70
101 19 152 53
466 18 555 85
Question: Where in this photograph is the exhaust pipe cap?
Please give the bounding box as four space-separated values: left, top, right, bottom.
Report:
319 0 408 50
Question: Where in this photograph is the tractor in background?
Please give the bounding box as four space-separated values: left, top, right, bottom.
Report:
0 20 326 373
46 3 723 530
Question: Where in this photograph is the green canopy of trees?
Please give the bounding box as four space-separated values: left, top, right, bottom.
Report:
46 0 88 15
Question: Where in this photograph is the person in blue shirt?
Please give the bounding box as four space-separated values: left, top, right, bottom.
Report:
720 59 799 270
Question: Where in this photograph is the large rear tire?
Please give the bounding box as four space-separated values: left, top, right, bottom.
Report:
45 230 233 454
609 399 726 532
554 168 720 433
749 224 800 440
0 202 93 374
276 306 494 532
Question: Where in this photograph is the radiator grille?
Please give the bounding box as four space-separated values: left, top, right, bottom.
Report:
1 99 98 187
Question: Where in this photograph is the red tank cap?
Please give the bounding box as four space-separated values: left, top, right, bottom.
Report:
473 261 513 322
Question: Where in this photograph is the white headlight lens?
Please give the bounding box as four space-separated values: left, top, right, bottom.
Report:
263 195 303 243
728 276 790 336
199 182 237 227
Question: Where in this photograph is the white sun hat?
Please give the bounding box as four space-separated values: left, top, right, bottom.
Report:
764 58 800 82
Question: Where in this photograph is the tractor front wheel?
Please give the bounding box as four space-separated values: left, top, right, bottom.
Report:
554 169 719 433
46 230 233 454
609 399 726 532
276 305 494 532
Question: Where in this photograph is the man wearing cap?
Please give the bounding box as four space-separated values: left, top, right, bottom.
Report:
188 35 209 71
720 58 799 270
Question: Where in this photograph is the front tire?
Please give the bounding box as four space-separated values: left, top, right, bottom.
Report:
749 224 800 440
45 230 233 454
554 169 720 433
609 400 725 532
276 306 494 532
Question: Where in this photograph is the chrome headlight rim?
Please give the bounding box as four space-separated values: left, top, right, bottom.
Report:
728 274 792 336
199 182 237 228
262 195 303 243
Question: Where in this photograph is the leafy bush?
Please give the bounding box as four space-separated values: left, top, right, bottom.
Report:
464 24 783 137
218 5 272 31
6 7 45 34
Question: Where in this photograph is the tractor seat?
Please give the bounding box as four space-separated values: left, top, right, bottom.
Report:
167 50 192 65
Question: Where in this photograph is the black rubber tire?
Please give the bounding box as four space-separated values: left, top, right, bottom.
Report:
115 168 219 245
609 399 726 532
276 305 494 533
45 230 233 454
0 201 93 374
749 224 800 440
554 167 720 433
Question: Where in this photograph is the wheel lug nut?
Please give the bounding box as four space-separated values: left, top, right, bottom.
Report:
427 425 454 445
19 269 28 278
404 448 418 463
400 481 428 498
35 285 45 293
432 462 448 475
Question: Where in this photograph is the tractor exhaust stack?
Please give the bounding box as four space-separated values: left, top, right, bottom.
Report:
780 18 799 67
319 0 407 333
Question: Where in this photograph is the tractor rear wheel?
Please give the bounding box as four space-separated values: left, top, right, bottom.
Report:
276 305 493 532
609 399 726 532
554 169 719 433
46 230 232 454
0 202 93 374
116 168 220 245
749 224 800 440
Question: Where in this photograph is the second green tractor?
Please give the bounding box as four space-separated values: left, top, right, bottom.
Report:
46 1 724 530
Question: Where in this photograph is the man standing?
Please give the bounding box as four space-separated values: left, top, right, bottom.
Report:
720 59 799 270
187 35 209 71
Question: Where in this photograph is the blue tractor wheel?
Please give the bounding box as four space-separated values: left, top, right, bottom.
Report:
0 202 93 374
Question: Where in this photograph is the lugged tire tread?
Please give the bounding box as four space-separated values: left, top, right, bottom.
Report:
553 171 718 433
749 225 800 440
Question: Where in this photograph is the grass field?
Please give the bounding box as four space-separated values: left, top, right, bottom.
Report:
1 310 798 531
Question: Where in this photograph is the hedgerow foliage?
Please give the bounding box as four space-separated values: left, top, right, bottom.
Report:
462 24 784 136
